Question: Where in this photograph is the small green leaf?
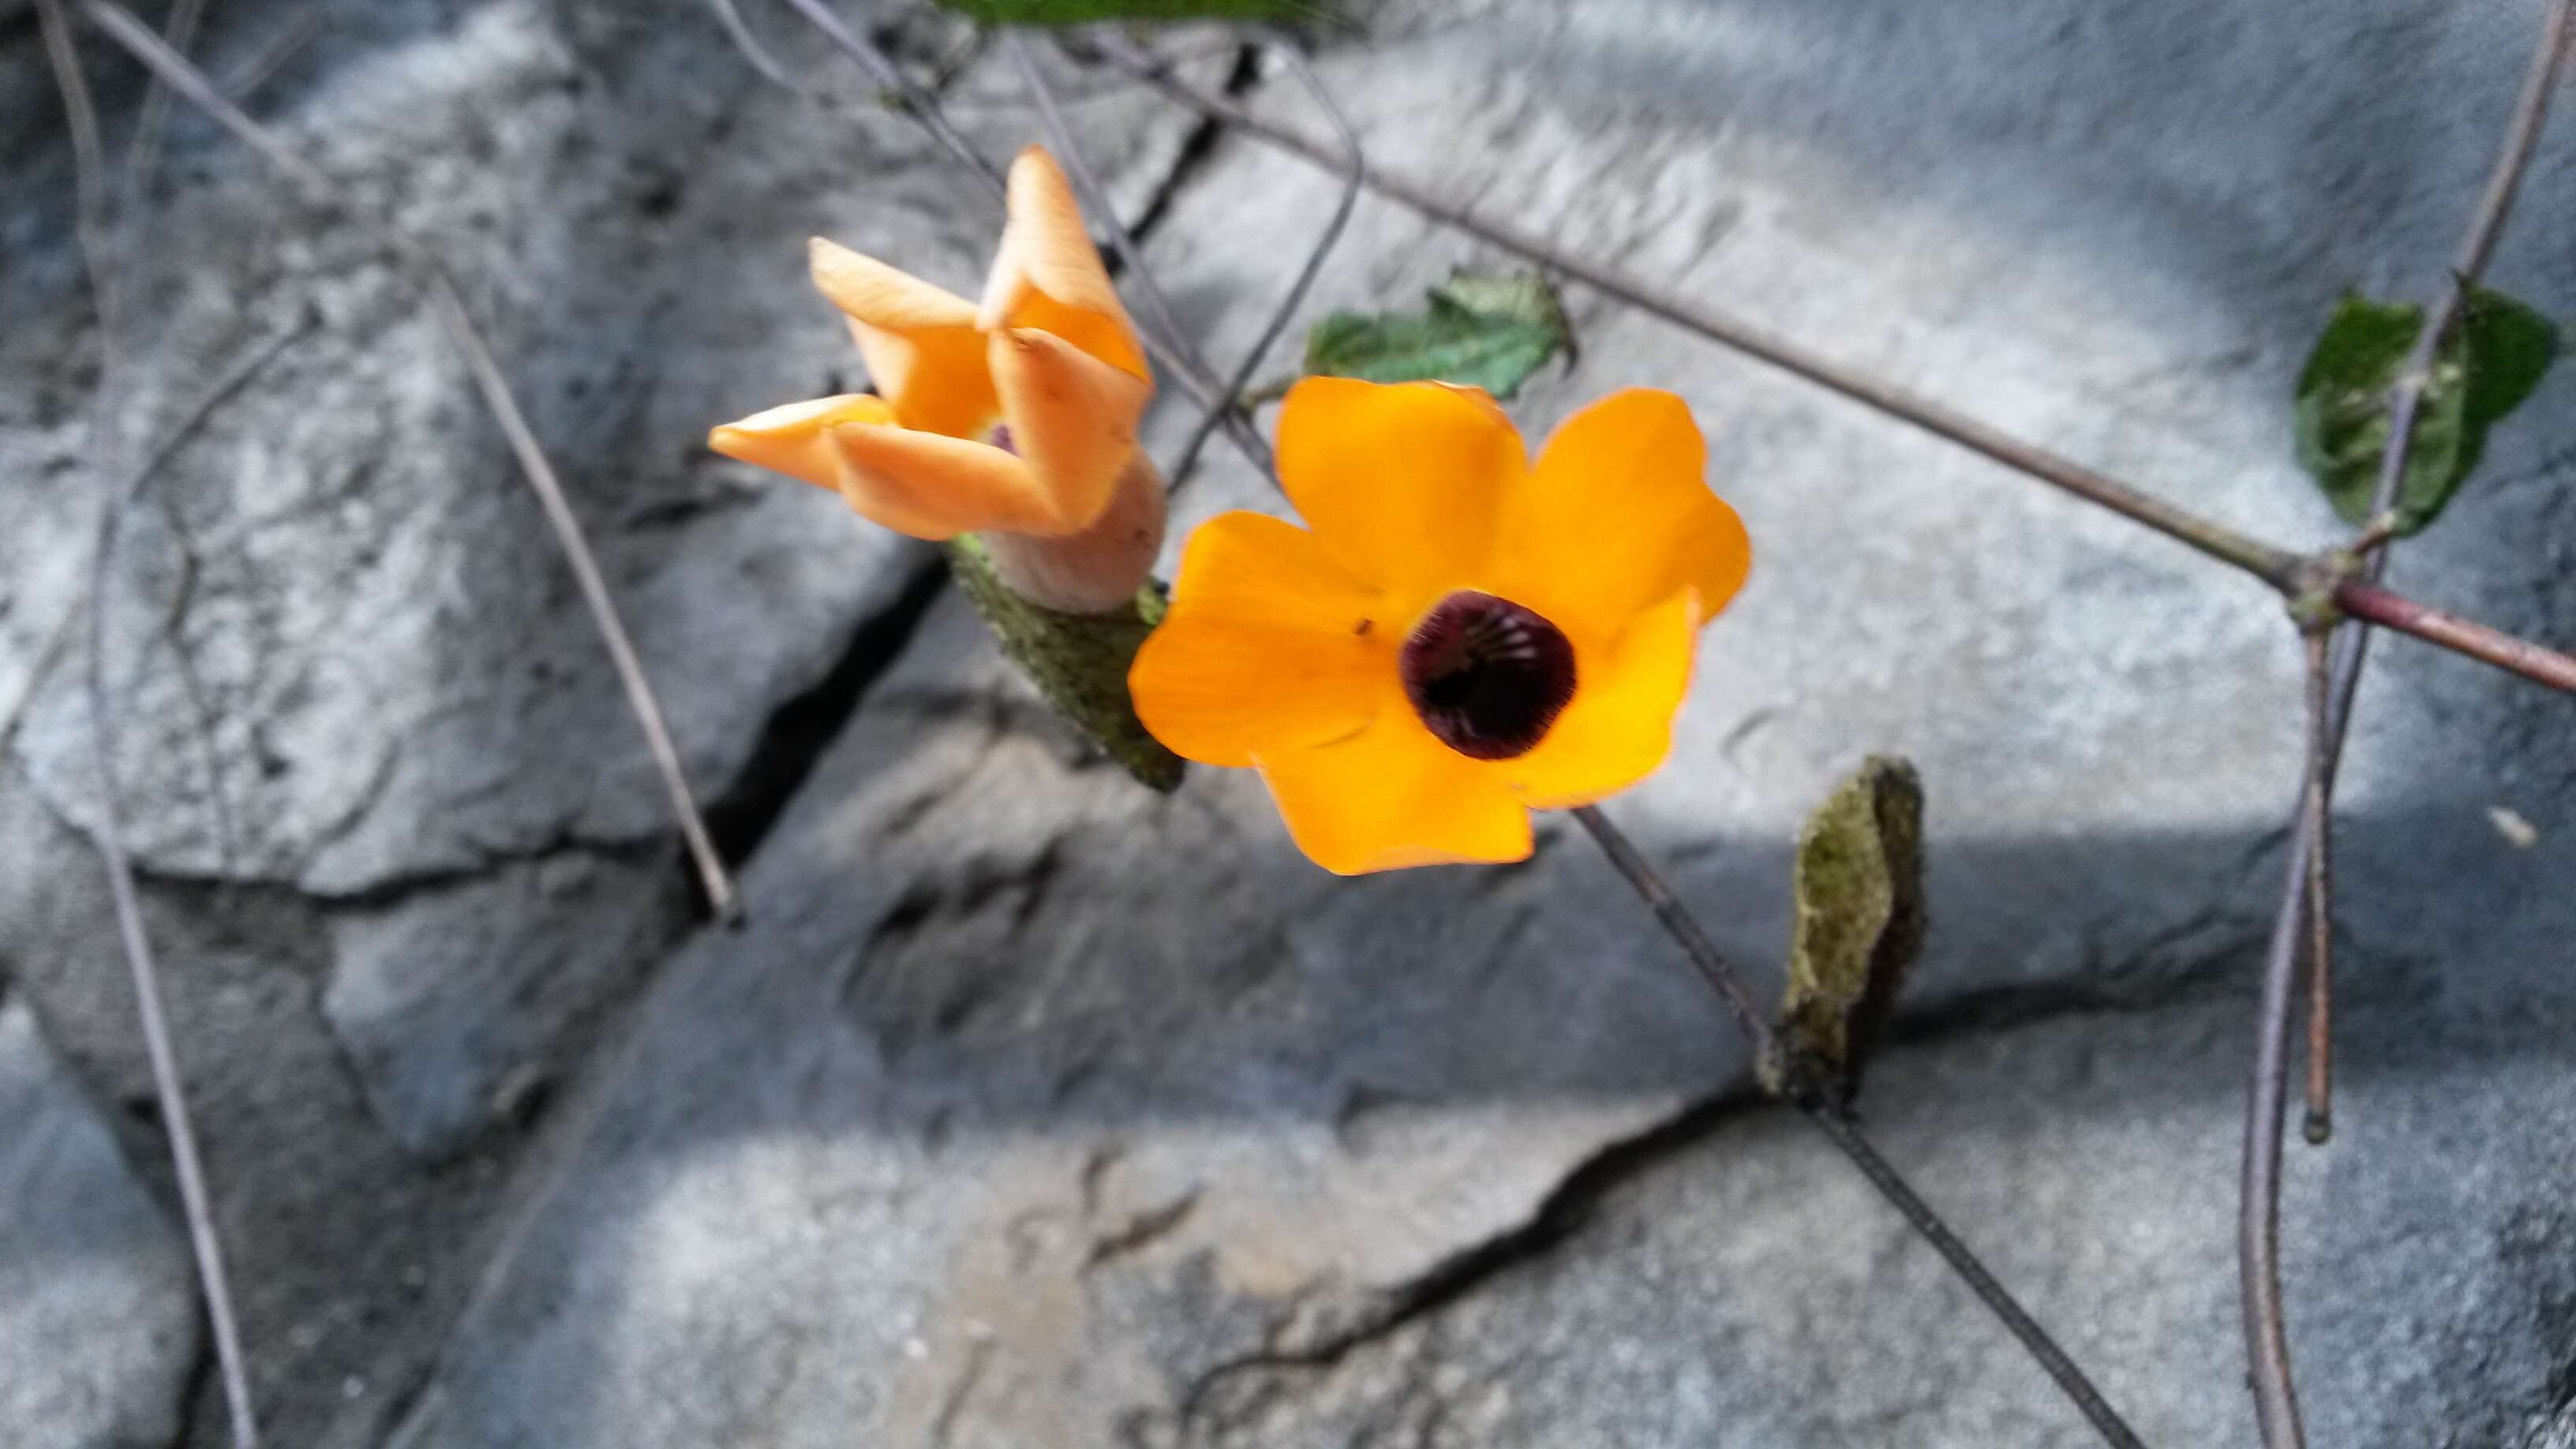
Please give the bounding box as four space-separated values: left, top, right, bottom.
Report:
946 536 1185 792
2459 289 2555 428
1768 756 1926 1103
1302 268 1574 399
933 0 1331 23
2291 287 2558 534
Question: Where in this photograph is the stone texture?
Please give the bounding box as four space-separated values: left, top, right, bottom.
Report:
0 0 1230 1440
8 0 2576 1446
0 993 200 1449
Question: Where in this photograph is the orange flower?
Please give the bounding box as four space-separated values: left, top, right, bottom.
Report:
708 146 1152 546
1129 380 1750 874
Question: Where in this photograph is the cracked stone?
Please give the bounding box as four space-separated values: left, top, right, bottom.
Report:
388 1 2576 1443
0 994 200 1449
9 0 2576 1445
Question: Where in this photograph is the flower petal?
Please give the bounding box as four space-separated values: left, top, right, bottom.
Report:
1490 388 1750 641
826 422 1060 541
1130 511 1395 768
1274 376 1526 601
1256 717 1533 874
977 148 1149 381
809 239 997 438
1500 587 1700 810
989 328 1153 534
709 394 900 490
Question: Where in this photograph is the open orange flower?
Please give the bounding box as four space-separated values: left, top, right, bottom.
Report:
1130 379 1750 874
707 146 1152 545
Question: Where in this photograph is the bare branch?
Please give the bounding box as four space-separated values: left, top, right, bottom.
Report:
1087 35 2301 587
1165 36 1361 492
84 0 743 922
2331 578 2576 696
1004 30 1277 480
2300 631 2334 1148
1571 805 2146 1449
36 0 260 1440
774 0 1008 195
2241 5 2571 1443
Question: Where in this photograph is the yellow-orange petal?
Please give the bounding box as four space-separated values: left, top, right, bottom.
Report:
809 239 997 438
988 328 1153 534
1255 716 1533 874
1500 586 1700 810
1488 388 1750 642
1130 511 1395 768
1274 376 1526 600
809 238 979 330
976 148 1149 381
826 422 1061 541
709 394 901 491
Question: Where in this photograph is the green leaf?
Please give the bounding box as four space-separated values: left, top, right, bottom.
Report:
2292 287 2558 534
933 0 1332 23
945 536 1185 792
1302 268 1574 399
1767 756 1926 1104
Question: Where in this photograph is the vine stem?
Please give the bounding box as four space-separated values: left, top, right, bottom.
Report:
1163 35 1362 492
2241 4 2572 1444
2330 578 2576 696
1571 807 2147 1449
1087 34 2576 702
1088 34 2297 587
83 0 741 923
1002 29 1277 479
36 0 260 1441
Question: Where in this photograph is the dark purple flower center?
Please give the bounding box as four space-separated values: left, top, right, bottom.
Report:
1399 591 1578 761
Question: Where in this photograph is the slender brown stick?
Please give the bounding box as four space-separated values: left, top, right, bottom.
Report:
2331 578 2576 696
84 0 741 922
2300 632 2334 1148
1004 30 1277 478
1571 807 2146 1449
774 0 1006 194
36 1 260 1441
2241 6 2572 1443
1088 36 2300 588
744 8 1266 474
1090 34 2576 699
1165 36 1361 492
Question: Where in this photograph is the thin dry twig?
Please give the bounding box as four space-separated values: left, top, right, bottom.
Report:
2299 631 2333 1148
0 316 305 771
1088 35 2298 586
1163 36 1360 492
1004 29 1277 478
83 0 742 923
2241 5 2571 1443
1571 806 2147 1449
741 6 1271 475
1089 33 2576 706
776 0 1007 193
214 6 327 99
35 1 260 1441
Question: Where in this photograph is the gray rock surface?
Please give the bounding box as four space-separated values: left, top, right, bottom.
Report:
6 0 2574 1445
0 994 200 1448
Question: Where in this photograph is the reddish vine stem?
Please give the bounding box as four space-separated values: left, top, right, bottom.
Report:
2331 579 2576 695
2241 5 2572 1444
1571 806 2147 1449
